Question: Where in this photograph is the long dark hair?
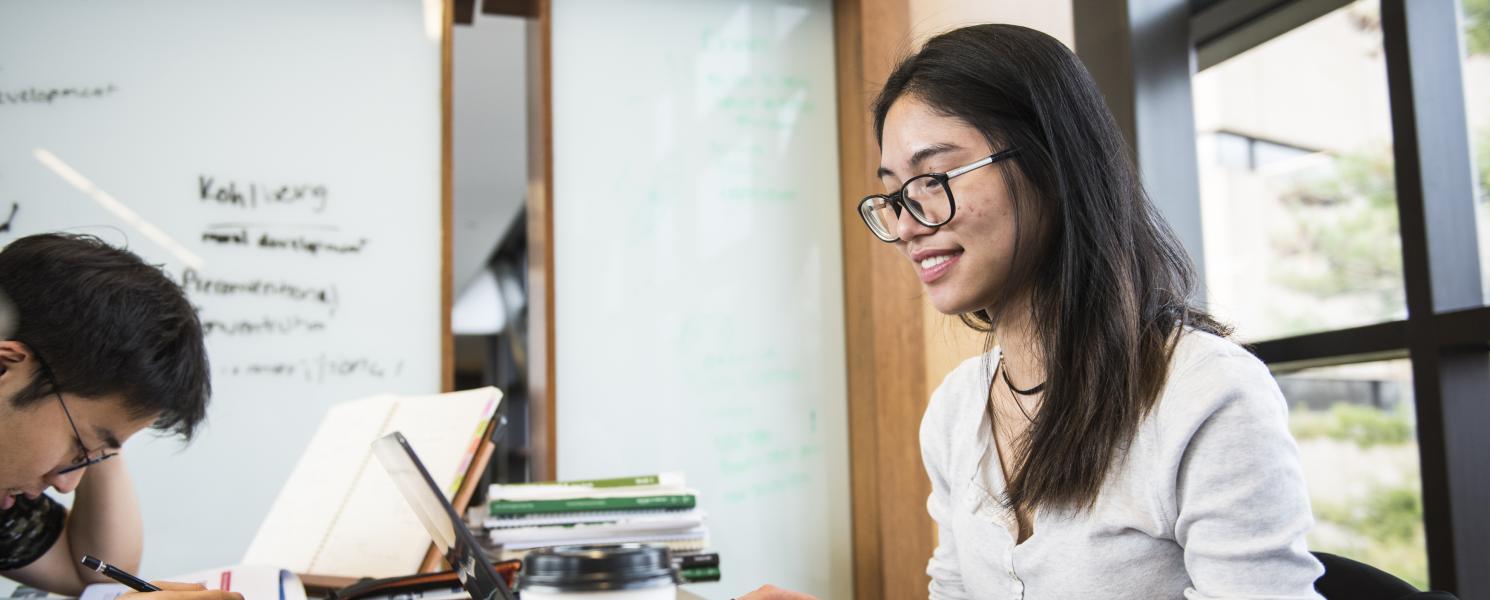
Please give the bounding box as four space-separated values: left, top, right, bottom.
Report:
873 24 1229 515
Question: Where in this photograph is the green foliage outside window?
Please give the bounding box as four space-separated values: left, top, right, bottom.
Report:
1272 148 1404 322
1478 128 1490 204
1291 402 1415 447
1312 481 1428 589
1291 402 1427 588
1468 0 1490 57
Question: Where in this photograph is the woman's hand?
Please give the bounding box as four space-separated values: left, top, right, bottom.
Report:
120 581 244 600
736 584 818 599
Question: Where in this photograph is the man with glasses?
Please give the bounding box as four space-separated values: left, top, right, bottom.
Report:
0 233 232 599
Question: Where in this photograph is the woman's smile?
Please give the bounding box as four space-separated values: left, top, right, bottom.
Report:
912 248 963 283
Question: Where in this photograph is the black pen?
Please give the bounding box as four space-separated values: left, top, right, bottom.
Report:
80 555 162 593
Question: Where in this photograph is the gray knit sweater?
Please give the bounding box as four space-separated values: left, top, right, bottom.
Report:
920 330 1325 599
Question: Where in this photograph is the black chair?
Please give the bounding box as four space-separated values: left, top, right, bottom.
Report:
1313 552 1458 600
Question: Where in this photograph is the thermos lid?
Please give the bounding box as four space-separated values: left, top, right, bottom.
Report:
521 544 678 592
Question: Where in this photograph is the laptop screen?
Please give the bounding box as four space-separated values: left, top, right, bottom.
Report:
373 431 515 600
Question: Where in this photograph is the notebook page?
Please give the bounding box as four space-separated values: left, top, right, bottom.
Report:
309 387 500 577
243 395 397 571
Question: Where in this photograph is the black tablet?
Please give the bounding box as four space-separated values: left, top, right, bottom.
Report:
373 431 515 600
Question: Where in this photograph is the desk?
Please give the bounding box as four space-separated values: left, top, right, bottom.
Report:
299 573 713 599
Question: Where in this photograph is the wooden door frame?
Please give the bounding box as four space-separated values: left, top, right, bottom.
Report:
833 1 935 598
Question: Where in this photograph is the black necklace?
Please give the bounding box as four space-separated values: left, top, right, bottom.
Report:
998 354 1046 396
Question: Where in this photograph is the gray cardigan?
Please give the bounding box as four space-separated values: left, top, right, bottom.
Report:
920 330 1325 599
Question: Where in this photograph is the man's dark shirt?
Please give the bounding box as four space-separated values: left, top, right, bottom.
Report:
0 494 64 571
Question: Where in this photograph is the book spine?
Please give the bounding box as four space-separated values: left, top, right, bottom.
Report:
497 474 661 490
679 567 721 582
488 494 695 515
672 552 720 569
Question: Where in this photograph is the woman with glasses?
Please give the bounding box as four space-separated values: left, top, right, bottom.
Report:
743 24 1321 599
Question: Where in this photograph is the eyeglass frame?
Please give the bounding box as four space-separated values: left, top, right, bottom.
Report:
857 147 1020 243
13 340 119 475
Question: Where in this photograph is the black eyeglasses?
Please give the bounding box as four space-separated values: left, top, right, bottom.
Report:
19 341 117 475
857 147 1020 242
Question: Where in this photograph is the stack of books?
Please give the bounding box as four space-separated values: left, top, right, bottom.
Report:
483 473 720 583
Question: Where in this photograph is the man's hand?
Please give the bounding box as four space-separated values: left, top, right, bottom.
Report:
120 581 243 600
736 584 818 600
1 454 143 595
68 454 145 579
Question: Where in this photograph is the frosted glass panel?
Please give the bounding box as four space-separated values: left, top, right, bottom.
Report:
551 1 851 598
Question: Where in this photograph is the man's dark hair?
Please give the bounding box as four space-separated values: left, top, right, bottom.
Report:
0 233 210 439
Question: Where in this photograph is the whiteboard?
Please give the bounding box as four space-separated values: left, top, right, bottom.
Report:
551 1 852 598
0 1 444 576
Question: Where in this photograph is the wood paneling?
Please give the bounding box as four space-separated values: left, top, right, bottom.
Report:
442 0 456 394
834 1 935 598
427 0 459 572
525 0 557 482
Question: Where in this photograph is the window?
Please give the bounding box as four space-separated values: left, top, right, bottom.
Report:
1463 0 1490 302
1194 0 1405 341
1279 359 1426 587
1077 0 1490 588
